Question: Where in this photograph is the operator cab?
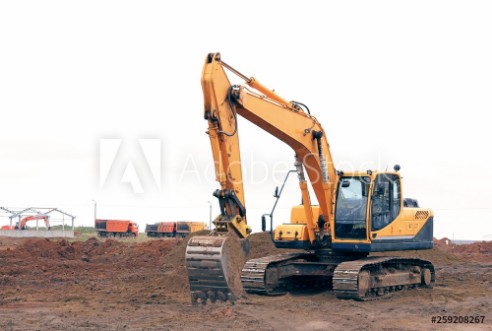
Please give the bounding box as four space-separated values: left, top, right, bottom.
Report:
334 172 402 241
332 166 433 252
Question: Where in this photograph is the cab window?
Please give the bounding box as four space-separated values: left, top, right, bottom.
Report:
334 177 370 240
371 174 401 231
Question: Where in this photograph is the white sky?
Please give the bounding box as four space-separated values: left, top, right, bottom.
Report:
1 1 491 240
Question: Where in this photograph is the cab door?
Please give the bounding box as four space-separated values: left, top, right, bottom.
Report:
333 176 371 241
371 174 401 232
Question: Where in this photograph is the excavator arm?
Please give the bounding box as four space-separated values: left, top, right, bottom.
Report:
201 52 336 245
201 54 249 239
186 53 337 304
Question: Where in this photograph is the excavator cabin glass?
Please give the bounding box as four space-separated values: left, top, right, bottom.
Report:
334 176 370 239
371 174 401 231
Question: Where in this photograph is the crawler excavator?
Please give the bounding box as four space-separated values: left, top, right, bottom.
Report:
17 215 51 230
185 53 435 304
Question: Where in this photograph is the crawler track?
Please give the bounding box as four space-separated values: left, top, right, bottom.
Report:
241 253 307 295
241 253 355 295
333 257 435 301
241 254 435 301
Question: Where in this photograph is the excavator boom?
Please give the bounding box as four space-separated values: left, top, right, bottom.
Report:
186 53 337 304
202 53 336 244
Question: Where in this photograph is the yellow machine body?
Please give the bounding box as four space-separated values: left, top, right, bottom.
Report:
274 171 433 252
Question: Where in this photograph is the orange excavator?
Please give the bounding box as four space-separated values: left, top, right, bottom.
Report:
17 215 51 230
185 53 434 304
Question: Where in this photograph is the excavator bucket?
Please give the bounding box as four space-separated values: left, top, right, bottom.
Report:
186 236 245 304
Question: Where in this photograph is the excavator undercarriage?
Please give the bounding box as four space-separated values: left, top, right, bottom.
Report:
242 253 434 300
187 238 435 304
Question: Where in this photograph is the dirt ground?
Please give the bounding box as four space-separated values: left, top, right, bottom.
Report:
0 233 491 331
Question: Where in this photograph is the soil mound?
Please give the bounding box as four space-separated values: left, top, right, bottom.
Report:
433 237 492 262
248 232 288 259
1 233 489 307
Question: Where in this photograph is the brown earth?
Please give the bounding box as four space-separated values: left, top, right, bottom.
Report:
433 237 492 263
0 234 491 331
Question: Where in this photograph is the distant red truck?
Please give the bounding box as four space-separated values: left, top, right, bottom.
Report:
145 221 205 238
95 219 139 238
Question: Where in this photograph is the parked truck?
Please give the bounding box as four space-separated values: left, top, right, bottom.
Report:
95 219 139 238
145 221 205 238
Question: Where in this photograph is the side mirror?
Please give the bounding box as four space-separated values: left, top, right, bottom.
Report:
341 180 350 188
261 215 266 232
274 186 279 198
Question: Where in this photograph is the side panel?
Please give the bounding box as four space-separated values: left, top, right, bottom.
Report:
145 224 158 232
158 222 175 233
107 221 131 233
369 217 433 251
290 205 320 225
371 208 433 240
332 216 434 253
190 222 206 232
273 224 311 250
